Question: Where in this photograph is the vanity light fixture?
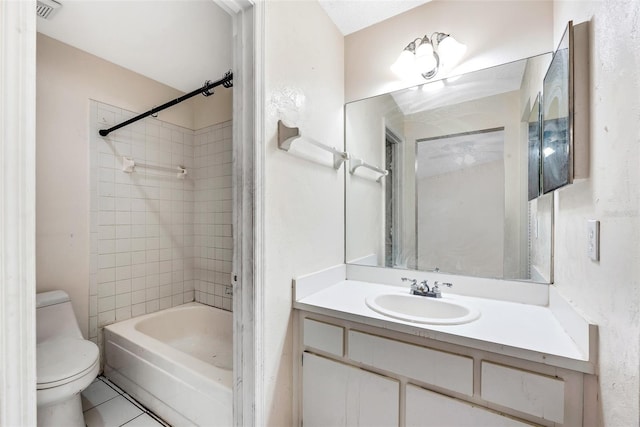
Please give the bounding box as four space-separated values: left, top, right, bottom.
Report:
391 32 466 80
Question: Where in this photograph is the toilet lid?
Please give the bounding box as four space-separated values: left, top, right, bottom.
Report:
37 338 99 388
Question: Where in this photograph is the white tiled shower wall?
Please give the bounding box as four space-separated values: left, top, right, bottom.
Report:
193 127 233 308
89 100 232 343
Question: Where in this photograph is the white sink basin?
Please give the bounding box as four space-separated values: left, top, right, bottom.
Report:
365 293 480 325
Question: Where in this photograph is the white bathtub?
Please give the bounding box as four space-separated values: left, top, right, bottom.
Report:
104 303 232 426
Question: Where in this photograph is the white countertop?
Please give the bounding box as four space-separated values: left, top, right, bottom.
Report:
294 280 594 373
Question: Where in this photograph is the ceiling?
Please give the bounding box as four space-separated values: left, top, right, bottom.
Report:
318 0 431 35
37 0 233 93
36 0 428 93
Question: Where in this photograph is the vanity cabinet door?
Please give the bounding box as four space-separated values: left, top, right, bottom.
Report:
406 385 533 427
481 362 565 424
302 352 400 427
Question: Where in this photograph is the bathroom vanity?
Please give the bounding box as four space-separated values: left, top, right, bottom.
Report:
292 265 597 427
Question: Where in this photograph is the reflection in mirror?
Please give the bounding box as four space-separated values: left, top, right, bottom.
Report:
345 54 554 283
527 95 541 201
416 128 506 277
542 21 572 193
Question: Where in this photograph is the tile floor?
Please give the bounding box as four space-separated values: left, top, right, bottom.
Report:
82 376 170 427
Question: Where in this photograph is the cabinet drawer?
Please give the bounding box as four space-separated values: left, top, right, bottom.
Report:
481 362 564 423
349 331 473 396
303 318 344 356
406 385 531 427
303 353 400 427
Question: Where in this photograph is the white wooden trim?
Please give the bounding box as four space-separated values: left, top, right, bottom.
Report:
217 0 253 15
252 3 266 424
225 0 264 426
0 1 38 425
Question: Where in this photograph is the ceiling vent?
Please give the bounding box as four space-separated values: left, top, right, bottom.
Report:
36 0 62 20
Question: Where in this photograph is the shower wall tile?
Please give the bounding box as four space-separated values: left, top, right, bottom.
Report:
193 121 233 310
89 101 233 348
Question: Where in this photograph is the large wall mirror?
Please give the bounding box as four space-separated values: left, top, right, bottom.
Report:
345 53 554 283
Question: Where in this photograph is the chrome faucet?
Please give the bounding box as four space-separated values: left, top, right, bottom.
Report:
402 277 452 298
430 281 453 298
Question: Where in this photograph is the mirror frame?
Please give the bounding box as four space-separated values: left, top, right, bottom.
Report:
542 20 574 194
527 93 542 201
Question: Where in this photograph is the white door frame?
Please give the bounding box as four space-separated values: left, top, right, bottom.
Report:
0 1 38 425
219 0 265 426
0 0 264 425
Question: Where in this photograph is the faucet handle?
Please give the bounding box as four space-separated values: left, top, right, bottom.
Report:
429 281 449 298
432 281 452 298
434 281 452 288
402 277 420 294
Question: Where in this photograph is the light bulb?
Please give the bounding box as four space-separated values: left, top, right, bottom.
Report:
437 35 466 68
414 41 437 76
415 40 434 58
391 49 415 79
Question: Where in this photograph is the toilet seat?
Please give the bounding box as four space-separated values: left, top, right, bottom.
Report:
37 338 99 390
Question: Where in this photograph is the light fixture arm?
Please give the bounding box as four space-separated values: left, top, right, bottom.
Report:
405 34 441 80
421 50 440 80
418 32 455 79
403 37 426 53
431 32 450 45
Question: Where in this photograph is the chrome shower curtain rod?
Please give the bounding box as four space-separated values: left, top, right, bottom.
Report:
98 71 233 137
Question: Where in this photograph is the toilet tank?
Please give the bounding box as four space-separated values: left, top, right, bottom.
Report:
36 290 83 343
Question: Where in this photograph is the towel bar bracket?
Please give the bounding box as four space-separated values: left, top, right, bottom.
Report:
349 158 388 183
277 120 349 170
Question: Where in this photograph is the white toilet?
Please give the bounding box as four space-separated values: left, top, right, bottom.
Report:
36 290 100 427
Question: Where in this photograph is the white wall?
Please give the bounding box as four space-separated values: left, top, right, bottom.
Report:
263 0 344 424
36 34 231 337
551 2 640 425
344 0 553 102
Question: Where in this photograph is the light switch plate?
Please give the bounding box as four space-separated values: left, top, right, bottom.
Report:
587 220 599 261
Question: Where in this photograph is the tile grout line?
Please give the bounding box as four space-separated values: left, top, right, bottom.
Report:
119 413 146 427
97 376 171 426
82 393 120 413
